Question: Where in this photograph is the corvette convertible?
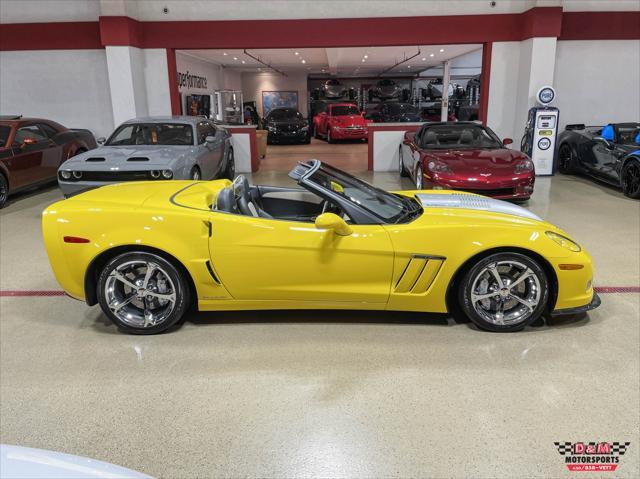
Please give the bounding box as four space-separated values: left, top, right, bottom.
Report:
400 122 535 201
43 160 599 335
557 122 640 199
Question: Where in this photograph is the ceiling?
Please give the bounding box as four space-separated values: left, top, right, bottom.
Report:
180 44 482 77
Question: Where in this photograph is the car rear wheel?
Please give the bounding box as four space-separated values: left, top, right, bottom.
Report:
558 144 578 174
0 174 8 209
415 165 424 189
622 159 640 199
398 146 408 177
458 253 549 332
223 148 235 180
97 252 190 334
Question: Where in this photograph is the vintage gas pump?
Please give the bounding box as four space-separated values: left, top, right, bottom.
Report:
520 86 559 175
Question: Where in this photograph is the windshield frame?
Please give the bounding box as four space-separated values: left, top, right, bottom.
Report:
105 122 195 146
289 160 421 225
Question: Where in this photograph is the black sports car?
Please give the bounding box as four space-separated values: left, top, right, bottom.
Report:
365 102 422 123
264 108 310 144
557 122 640 199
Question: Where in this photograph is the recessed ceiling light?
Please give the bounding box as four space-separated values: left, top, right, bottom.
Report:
407 65 411 68
440 48 445 52
223 52 228 56
233 57 238 60
241 60 245 64
421 57 426 61
301 59 306 64
429 53 435 57
364 55 368 59
294 51 299 56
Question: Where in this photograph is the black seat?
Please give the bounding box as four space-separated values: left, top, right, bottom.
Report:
459 130 474 145
215 187 238 214
233 175 273 219
424 131 439 146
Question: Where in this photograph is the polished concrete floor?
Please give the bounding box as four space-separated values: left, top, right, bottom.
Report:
1 163 639 478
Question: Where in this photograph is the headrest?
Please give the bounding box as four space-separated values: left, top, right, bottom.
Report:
215 188 237 213
634 132 640 145
424 131 438 145
601 124 615 141
459 130 474 144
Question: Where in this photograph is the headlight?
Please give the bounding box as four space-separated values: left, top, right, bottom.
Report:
300 126 309 131
60 170 72 180
72 171 82 179
515 159 534 174
427 160 453 174
546 231 581 252
162 169 173 179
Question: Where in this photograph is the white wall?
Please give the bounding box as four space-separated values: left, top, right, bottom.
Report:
554 40 640 130
143 49 172 116
241 72 309 117
0 49 114 138
175 52 224 96
487 42 521 141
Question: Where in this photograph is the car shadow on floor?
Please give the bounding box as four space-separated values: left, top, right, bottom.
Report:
556 172 627 199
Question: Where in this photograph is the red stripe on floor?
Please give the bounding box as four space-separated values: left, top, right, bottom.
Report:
0 287 638 297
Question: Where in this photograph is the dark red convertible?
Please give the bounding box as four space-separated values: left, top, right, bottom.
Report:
399 122 535 201
0 116 96 208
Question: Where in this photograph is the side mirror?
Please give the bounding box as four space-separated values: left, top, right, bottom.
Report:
502 138 513 146
315 212 352 236
96 137 106 145
595 137 613 149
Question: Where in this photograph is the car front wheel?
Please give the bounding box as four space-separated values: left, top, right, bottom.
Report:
415 165 424 189
97 252 190 334
558 144 578 174
398 146 408 177
458 253 549 332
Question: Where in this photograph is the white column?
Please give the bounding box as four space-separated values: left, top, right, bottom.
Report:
440 60 450 122
105 46 148 126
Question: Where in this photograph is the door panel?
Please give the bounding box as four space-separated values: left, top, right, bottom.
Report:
591 142 618 179
209 213 394 303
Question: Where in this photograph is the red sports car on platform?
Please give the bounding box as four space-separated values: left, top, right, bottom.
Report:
399 122 535 201
313 103 368 143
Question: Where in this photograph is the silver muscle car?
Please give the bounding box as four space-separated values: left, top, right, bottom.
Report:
57 116 234 197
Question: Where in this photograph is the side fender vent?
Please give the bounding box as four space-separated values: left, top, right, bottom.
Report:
395 255 445 294
127 157 150 162
85 157 106 162
205 260 221 285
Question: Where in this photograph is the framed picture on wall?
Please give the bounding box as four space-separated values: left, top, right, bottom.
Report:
262 91 298 116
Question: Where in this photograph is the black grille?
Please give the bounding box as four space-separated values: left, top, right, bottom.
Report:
461 188 515 197
62 171 154 182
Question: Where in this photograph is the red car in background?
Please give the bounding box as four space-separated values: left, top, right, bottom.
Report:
399 122 535 201
313 103 368 143
0 116 96 208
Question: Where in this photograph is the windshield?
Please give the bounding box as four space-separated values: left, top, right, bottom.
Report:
617 124 640 145
419 124 502 149
307 163 408 222
387 103 418 115
267 109 302 121
0 126 10 148
106 123 194 146
331 105 360 116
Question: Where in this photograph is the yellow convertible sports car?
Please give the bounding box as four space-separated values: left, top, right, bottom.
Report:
42 160 600 334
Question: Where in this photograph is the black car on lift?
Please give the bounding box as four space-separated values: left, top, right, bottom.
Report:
365 102 422 123
263 108 311 144
557 122 640 199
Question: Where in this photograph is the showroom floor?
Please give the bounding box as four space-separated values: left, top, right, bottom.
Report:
0 172 638 478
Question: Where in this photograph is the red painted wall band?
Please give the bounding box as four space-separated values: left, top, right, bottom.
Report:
479 42 492 126
0 21 102 51
166 48 181 115
559 11 640 40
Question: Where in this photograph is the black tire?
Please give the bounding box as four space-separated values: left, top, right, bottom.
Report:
398 146 408 177
558 143 578 174
223 148 235 180
0 173 8 209
327 128 334 144
97 252 190 335
458 252 549 332
622 158 640 199
190 166 201 181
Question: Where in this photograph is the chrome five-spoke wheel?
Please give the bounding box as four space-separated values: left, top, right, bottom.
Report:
460 253 548 332
97 252 189 334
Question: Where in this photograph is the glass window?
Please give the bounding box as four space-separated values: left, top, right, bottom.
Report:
106 123 194 146
309 164 406 222
197 122 216 144
0 126 11 148
330 105 360 116
617 124 640 145
37 123 59 138
419 124 502 149
13 125 48 145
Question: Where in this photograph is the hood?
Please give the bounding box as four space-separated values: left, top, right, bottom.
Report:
61 145 193 169
333 115 367 126
415 192 542 221
427 148 529 174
